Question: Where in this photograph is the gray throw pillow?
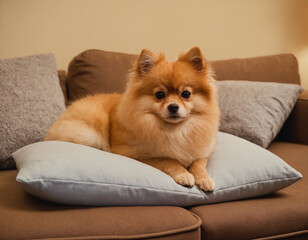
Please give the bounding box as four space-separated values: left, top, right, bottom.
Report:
13 132 301 206
0 53 66 169
216 80 303 148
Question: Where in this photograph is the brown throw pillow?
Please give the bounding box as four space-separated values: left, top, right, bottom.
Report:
67 49 138 102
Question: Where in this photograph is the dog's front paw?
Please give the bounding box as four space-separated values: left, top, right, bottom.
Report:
196 177 215 192
173 172 195 188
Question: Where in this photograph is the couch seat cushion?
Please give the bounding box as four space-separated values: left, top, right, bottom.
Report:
189 142 308 240
0 171 201 240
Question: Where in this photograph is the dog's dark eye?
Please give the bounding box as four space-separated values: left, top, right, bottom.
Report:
181 90 191 99
155 91 165 100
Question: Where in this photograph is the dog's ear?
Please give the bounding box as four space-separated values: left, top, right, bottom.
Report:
137 49 159 75
181 47 207 72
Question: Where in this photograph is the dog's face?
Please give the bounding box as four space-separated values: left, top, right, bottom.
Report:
126 47 216 125
151 84 193 124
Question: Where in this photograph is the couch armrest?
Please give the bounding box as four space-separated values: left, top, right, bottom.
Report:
277 90 308 145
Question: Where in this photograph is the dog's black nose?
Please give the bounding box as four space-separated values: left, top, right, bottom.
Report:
168 104 179 114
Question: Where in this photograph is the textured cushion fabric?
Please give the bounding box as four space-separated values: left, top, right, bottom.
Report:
0 53 66 170
0 170 201 240
13 132 301 206
211 53 301 85
67 49 138 102
189 142 308 240
216 80 303 148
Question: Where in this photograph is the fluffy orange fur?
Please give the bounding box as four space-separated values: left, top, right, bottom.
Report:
45 47 220 191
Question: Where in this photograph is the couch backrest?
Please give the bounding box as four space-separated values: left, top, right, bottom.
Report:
211 54 300 84
58 50 301 104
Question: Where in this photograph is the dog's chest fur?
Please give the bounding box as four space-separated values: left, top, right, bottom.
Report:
110 115 215 168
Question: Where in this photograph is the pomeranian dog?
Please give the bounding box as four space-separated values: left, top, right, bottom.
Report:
45 47 220 191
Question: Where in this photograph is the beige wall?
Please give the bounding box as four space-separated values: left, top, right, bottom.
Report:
1 0 308 88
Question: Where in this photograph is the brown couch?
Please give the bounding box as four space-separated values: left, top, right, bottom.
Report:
0 51 307 240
